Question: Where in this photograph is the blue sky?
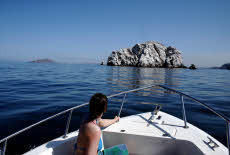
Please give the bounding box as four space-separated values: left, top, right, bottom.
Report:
0 0 229 67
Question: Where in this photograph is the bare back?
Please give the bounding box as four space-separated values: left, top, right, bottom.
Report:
75 121 101 155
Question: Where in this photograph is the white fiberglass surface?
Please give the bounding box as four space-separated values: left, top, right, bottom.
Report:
103 131 204 155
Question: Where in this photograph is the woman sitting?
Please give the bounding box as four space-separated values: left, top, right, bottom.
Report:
75 93 120 155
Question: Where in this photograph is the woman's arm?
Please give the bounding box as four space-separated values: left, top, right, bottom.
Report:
98 116 120 128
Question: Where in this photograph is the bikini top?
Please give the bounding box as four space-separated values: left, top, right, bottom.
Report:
93 119 103 152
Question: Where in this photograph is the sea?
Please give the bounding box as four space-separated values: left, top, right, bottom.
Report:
0 61 229 155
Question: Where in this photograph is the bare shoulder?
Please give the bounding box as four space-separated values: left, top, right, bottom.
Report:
84 122 101 136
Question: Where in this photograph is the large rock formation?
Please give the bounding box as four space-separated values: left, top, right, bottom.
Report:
107 41 184 68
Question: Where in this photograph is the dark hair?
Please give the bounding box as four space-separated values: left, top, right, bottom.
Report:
89 93 108 121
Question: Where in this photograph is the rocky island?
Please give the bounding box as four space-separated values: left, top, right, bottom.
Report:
220 63 230 70
211 63 230 70
29 59 55 63
189 64 197 69
107 41 184 68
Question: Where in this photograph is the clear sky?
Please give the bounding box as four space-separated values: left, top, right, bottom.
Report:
0 0 230 67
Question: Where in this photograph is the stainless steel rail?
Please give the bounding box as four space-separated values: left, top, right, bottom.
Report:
118 93 126 117
158 85 230 123
227 122 230 155
0 84 229 155
158 85 230 155
180 95 188 128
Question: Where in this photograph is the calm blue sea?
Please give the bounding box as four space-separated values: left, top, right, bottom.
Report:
0 62 230 155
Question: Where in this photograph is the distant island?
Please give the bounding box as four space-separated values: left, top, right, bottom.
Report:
107 41 185 68
29 59 55 63
220 63 230 70
211 63 230 70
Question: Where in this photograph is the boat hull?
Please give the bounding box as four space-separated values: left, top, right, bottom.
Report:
24 111 228 155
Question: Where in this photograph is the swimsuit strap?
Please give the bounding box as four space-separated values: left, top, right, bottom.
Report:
91 119 103 152
96 119 100 125
91 119 100 126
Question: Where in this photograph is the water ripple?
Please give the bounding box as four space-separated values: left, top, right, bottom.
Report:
0 62 229 154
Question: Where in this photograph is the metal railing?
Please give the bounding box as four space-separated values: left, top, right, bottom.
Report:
0 85 229 155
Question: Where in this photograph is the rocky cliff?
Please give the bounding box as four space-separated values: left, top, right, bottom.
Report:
107 41 184 68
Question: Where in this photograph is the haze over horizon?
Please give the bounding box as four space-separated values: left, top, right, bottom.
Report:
0 0 230 67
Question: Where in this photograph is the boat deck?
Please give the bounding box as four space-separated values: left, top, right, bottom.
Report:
23 111 228 155
104 111 228 155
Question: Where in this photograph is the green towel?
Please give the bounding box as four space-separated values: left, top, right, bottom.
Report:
102 144 128 155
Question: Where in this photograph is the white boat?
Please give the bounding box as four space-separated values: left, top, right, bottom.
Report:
0 85 229 155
